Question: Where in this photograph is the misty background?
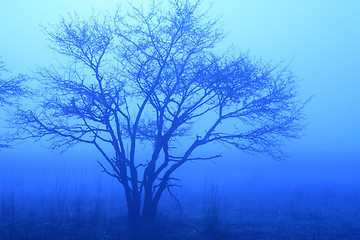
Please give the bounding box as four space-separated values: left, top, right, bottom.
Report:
0 0 359 230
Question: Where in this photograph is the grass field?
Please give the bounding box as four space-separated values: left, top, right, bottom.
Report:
0 172 359 240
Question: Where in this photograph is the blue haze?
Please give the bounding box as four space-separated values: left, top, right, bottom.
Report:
0 0 359 238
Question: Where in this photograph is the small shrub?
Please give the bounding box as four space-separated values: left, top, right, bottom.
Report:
202 181 231 239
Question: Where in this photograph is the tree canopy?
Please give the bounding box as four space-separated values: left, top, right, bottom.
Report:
12 0 307 223
0 58 27 148
0 59 27 107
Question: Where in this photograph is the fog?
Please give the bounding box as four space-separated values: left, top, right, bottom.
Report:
0 0 359 239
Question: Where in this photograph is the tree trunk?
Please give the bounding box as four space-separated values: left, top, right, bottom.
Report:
123 186 141 224
127 203 141 224
142 198 158 223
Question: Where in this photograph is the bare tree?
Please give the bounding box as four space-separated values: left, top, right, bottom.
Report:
13 0 307 223
0 59 27 107
0 58 27 148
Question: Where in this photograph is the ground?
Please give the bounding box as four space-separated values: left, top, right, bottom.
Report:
0 179 359 240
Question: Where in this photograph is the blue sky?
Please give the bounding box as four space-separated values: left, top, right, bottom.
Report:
1 0 359 162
